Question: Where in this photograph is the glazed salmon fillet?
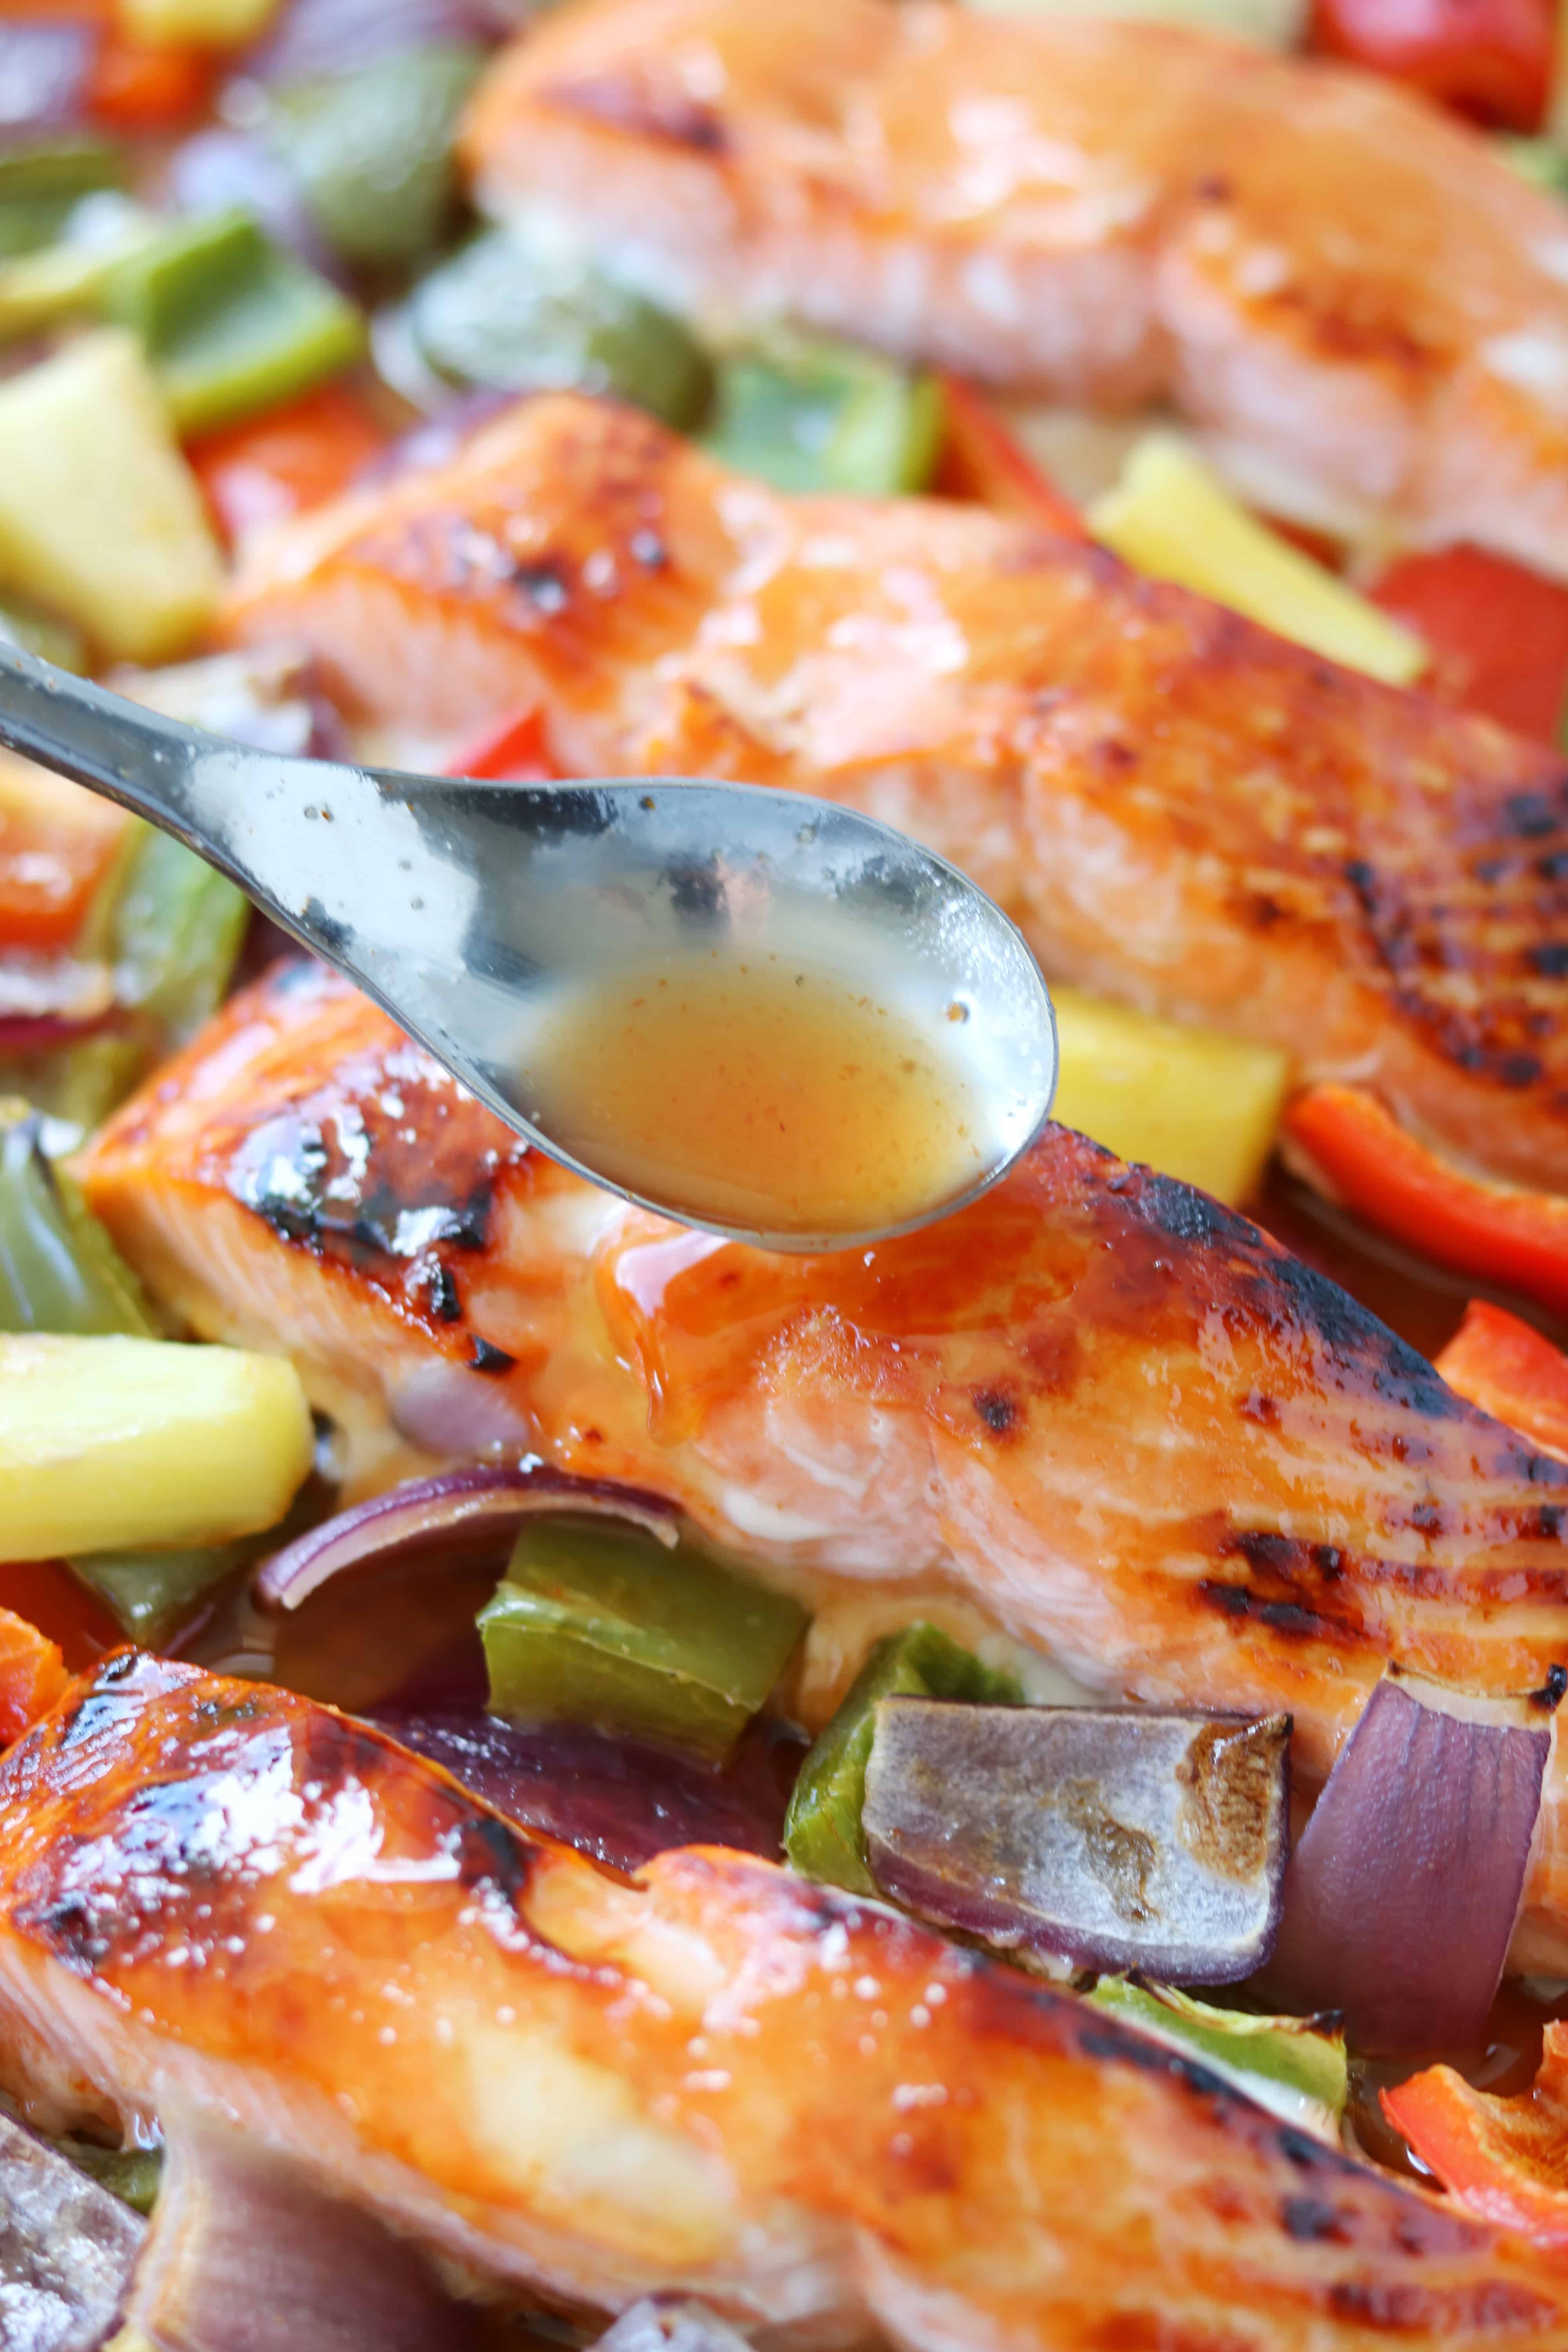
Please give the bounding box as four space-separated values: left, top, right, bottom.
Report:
76 963 1568 1970
218 396 1568 1194
461 0 1568 577
4 1649 1568 2349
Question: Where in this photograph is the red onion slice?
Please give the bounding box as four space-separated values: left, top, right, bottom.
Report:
862 1698 1291 1982
122 2100 480 2351
373 1707 806 1873
242 0 501 82
1266 1671 1553 2055
0 2110 144 2350
256 1461 681 1612
161 128 343 281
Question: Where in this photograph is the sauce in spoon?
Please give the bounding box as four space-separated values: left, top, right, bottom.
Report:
521 949 994 1236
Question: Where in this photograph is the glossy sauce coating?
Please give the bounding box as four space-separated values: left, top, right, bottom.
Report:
76 965 1568 1972
220 394 1568 1194
524 953 985 1234
1 1652 1567 2349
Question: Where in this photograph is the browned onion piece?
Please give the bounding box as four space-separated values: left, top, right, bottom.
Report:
862 1699 1290 1982
1266 1672 1551 2055
122 2105 481 2351
255 1462 679 1611
0 2111 144 2352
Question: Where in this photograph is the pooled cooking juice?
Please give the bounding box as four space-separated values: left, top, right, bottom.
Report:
521 950 991 1234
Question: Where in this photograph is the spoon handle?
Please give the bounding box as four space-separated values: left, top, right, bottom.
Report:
0 639 231 841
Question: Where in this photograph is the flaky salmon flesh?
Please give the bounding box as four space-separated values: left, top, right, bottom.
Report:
219 393 1568 1195
5 1648 1568 2349
459 0 1568 578
76 962 1568 1975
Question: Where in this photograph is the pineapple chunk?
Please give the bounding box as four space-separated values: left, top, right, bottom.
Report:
0 330 221 663
116 0 278 39
1051 986 1289 1204
1088 434 1425 686
0 1334 312 1562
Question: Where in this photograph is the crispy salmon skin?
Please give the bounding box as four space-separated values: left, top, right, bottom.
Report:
3 1648 1568 2348
462 0 1568 576
75 963 1568 1967
219 394 1568 1192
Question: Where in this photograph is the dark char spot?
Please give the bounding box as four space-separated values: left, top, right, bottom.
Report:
469 1338 515 1374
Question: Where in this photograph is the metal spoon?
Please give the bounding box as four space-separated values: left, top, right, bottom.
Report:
0 642 1056 1251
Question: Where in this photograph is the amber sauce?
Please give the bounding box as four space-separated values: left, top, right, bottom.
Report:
519 949 991 1235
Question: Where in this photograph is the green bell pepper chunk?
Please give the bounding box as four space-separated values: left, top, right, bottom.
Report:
0 1103 156 1338
54 2138 162 2215
102 210 363 439
111 825 250 1048
1499 135 1568 199
0 595 85 672
410 225 713 432
264 46 483 270
0 142 123 264
479 1514 809 1763
704 331 943 495
69 1538 256 1647
1088 1979 1348 2139
783 1622 1022 1895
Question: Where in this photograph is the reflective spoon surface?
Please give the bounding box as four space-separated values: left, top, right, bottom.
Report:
0 642 1056 1251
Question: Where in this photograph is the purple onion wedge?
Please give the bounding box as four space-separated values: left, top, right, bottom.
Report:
122 2102 479 2351
0 23 94 135
862 1699 1291 1982
0 2111 144 2352
256 1461 680 1611
1266 1670 1552 2056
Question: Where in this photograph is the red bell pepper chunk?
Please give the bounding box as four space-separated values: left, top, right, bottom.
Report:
1384 2025 1568 2245
0 1561 119 1675
0 764 132 956
441 703 557 782
1370 544 1568 745
1284 1084 1568 1316
187 383 390 549
1435 1299 1568 1458
934 375 1087 540
89 27 214 129
1310 0 1553 129
0 1605 68 1746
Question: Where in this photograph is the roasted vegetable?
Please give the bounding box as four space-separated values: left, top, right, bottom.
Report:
1050 987 1289 1205
479 1512 809 1763
862 1697 1292 1980
0 2109 145 2346
706 331 942 494
0 1102 156 1338
784 1621 1022 1895
103 209 363 438
0 330 220 661
262 46 482 268
0 1332 313 1562
409 225 713 430
1434 1299 1568 1461
1086 1979 1347 2137
1089 434 1425 685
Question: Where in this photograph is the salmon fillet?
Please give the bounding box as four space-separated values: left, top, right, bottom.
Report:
218 394 1568 1194
3 1648 1567 2347
75 962 1568 1970
460 0 1568 578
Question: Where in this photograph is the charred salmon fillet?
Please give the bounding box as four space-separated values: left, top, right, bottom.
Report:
460 0 1568 579
3 1649 1568 2348
218 394 1568 1194
75 962 1568 1970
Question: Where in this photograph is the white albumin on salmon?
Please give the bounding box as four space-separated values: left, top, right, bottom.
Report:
460 0 1568 578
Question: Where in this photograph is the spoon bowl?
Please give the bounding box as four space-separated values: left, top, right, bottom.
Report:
0 642 1056 1250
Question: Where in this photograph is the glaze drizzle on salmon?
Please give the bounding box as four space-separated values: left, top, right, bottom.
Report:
75 963 1568 1968
220 395 1568 1194
460 0 1568 579
4 1648 1568 2347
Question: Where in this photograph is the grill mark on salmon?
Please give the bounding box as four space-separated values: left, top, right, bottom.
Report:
218 394 1568 1193
0 1651 1566 2346
75 963 1568 1969
459 0 1568 581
